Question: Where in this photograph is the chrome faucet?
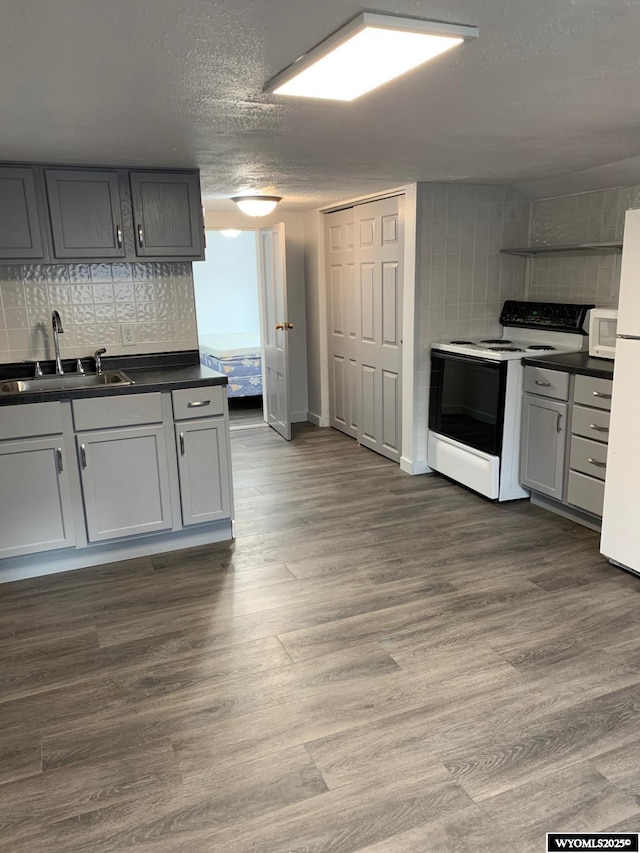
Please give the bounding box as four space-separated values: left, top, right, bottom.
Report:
52 310 64 375
93 347 107 375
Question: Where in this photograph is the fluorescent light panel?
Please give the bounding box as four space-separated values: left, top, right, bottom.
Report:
265 13 478 101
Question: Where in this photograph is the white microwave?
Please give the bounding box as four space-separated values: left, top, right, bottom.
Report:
589 308 618 359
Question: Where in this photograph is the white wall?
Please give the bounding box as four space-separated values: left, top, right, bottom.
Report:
204 211 308 421
193 231 259 337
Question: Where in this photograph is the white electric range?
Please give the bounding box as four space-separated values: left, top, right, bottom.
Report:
428 300 592 501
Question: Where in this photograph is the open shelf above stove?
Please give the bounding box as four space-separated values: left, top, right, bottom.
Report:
500 241 622 258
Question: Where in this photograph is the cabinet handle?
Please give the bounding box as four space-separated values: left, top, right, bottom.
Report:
535 380 551 387
556 413 563 433
137 224 144 247
593 391 612 399
587 457 606 468
187 400 210 408
116 225 123 248
56 448 63 473
179 433 185 456
590 424 609 433
80 444 87 469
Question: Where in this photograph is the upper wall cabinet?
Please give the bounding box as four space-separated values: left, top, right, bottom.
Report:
0 163 205 264
45 169 125 259
0 166 46 260
130 171 204 258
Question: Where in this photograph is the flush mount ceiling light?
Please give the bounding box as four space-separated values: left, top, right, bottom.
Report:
231 195 282 217
264 12 478 101
219 229 242 238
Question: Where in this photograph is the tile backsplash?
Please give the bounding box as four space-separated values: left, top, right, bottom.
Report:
528 185 640 307
0 262 198 364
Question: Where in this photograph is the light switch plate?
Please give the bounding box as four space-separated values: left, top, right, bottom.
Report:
121 324 137 345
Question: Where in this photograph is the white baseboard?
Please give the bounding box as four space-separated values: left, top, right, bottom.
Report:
400 457 432 475
306 411 329 427
291 411 309 424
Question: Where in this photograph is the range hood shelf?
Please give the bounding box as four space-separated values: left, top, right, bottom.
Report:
501 241 623 258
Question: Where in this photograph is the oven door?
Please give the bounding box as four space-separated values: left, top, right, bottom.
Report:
429 350 508 456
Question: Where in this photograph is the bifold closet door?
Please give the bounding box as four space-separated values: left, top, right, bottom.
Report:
325 196 403 461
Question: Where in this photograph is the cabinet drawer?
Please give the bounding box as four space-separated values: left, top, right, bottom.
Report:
574 374 613 410
570 435 608 481
0 401 63 440
172 386 224 420
567 470 605 517
73 393 163 430
523 366 569 401
571 405 610 443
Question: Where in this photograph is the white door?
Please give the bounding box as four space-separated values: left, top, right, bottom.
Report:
325 208 357 437
259 223 291 440
355 195 403 462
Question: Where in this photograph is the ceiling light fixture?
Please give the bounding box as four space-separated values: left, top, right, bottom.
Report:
219 229 242 238
231 195 282 217
264 12 478 101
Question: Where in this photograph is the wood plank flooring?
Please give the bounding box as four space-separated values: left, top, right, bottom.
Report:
1 423 640 852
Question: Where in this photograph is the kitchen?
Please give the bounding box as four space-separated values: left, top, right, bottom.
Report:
2 1 640 850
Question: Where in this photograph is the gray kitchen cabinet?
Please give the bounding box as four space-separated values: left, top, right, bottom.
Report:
172 386 231 526
520 393 567 499
175 419 231 525
45 168 125 259
0 166 46 259
0 437 75 559
77 424 172 542
129 171 204 258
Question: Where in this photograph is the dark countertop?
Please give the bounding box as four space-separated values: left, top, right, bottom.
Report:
522 350 615 379
0 350 227 407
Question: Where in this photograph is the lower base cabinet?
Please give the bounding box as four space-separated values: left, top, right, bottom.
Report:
176 419 231 525
0 437 76 558
77 425 173 542
520 393 567 499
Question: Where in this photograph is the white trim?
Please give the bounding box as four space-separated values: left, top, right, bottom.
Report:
400 456 432 475
307 411 325 426
320 185 411 214
314 209 331 426
290 410 309 423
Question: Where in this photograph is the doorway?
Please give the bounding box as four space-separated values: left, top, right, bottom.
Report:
193 229 266 430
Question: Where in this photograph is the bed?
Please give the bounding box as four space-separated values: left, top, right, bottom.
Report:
199 333 263 398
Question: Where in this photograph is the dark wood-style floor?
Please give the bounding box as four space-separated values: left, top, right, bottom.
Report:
1 424 640 852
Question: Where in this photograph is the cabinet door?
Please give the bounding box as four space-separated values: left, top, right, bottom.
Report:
0 166 45 260
0 438 75 558
78 425 172 542
45 169 125 259
129 171 204 258
175 419 231 525
520 394 567 499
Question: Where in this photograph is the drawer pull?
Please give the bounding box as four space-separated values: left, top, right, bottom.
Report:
587 457 607 468
590 424 609 433
187 400 210 408
593 391 612 399
535 380 551 387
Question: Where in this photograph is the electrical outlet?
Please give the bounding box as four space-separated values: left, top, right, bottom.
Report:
121 324 137 345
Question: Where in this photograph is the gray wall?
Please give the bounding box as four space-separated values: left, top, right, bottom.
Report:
416 182 530 457
0 262 197 364
528 185 640 307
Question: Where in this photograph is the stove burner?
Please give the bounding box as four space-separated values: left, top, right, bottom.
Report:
527 344 555 351
449 340 475 345
481 339 511 345
487 346 523 352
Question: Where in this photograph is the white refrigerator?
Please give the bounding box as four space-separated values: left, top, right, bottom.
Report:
600 207 640 575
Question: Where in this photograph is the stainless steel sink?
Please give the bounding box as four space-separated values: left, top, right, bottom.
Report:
0 371 135 394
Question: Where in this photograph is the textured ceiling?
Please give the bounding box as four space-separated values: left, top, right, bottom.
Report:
2 0 640 210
